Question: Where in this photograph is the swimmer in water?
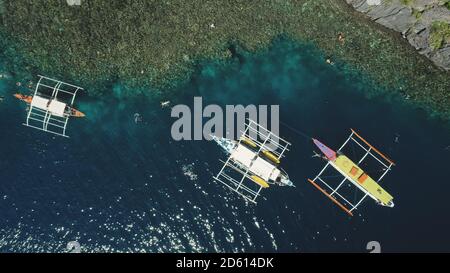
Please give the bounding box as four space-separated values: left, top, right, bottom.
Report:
161 100 171 108
325 56 334 65
134 113 142 124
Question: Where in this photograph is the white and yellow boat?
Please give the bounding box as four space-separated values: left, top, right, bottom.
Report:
211 120 294 204
308 129 395 216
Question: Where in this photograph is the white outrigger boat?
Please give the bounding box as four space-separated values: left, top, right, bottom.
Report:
14 75 84 137
212 119 294 203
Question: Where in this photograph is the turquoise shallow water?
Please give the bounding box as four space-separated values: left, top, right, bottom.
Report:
0 40 450 252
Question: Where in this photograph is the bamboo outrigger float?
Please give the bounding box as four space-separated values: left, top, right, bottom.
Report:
14 75 85 137
308 129 395 216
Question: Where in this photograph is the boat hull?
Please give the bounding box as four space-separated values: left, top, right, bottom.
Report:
14 93 85 118
332 155 394 207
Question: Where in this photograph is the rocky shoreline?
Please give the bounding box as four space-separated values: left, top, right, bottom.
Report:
346 0 450 70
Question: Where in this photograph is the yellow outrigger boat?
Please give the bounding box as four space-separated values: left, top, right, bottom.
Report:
308 129 395 216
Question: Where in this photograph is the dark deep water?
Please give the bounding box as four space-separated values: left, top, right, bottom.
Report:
0 40 449 252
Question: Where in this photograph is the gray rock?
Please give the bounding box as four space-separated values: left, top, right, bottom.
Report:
421 6 450 25
413 0 441 12
431 46 450 70
407 24 429 51
373 6 416 33
345 0 450 70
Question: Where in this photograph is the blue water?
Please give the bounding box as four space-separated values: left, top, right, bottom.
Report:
0 40 449 252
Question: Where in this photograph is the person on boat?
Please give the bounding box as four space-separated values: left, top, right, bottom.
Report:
312 151 328 161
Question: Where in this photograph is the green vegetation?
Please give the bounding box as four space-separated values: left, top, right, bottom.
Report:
430 21 450 50
0 0 449 117
400 0 414 6
412 8 422 19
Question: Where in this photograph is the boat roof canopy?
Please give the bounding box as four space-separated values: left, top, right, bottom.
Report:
30 96 49 110
250 157 278 181
48 100 67 117
230 143 280 182
231 144 255 168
